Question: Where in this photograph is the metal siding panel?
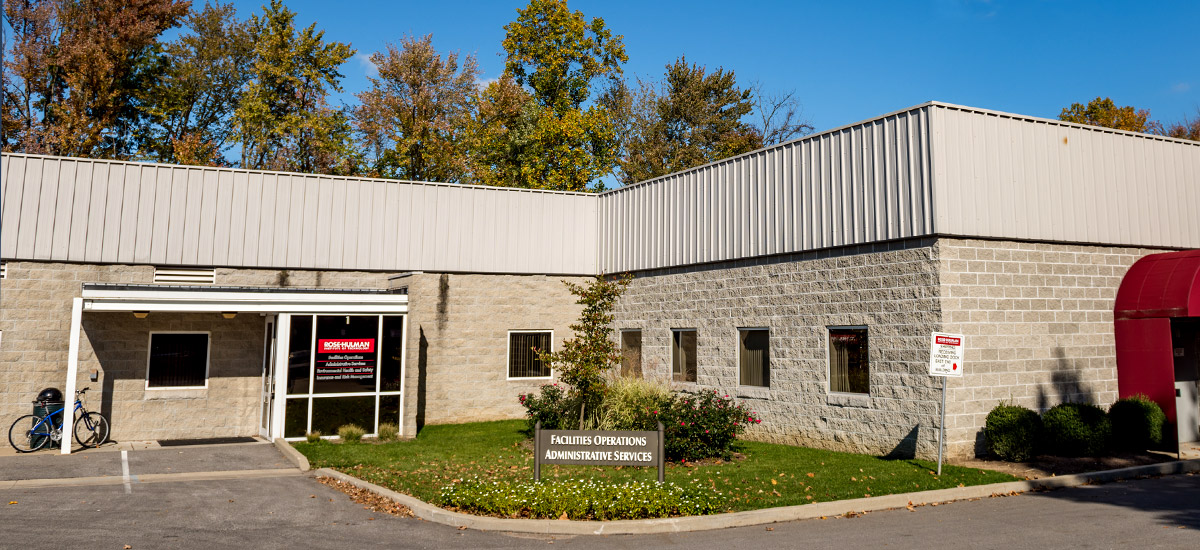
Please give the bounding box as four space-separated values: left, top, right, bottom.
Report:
65 161 91 260
182 168 205 264
32 158 60 258
286 176 305 267
133 166 157 264
159 167 183 264
369 182 387 270
300 177 320 268
211 171 234 265
115 164 137 262
197 169 220 265
341 179 363 269
18 157 45 259
1 156 27 257
49 159 75 259
227 171 249 265
84 163 109 262
327 178 348 269
382 182 400 269
258 174 279 267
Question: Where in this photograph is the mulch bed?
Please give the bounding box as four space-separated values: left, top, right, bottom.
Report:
953 451 1178 480
316 476 416 518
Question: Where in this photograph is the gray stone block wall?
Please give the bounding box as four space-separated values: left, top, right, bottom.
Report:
613 240 946 460
400 272 586 437
937 239 1169 457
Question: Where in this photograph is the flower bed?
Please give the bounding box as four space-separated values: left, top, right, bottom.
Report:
440 477 723 520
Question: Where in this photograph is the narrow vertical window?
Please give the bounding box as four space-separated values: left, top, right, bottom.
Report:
621 330 642 377
672 329 697 382
509 331 552 378
739 328 770 387
829 327 869 394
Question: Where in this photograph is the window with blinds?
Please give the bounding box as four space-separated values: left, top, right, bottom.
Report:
621 330 642 377
739 329 770 387
147 332 210 388
829 327 869 394
509 331 552 378
672 329 697 382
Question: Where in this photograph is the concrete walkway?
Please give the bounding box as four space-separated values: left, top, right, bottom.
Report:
0 440 302 490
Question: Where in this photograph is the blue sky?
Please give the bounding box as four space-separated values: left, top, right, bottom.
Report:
225 0 1200 133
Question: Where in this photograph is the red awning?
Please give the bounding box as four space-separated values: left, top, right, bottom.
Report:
1114 249 1200 319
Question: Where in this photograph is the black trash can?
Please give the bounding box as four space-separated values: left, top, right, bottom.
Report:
32 388 65 446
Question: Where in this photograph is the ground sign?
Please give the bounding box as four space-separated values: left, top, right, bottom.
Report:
534 422 664 482
929 332 966 475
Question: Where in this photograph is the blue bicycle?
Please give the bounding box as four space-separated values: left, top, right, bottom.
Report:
8 387 110 452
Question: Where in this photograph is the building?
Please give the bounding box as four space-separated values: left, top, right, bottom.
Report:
2 102 1197 457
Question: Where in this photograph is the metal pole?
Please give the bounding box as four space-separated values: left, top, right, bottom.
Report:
657 421 664 483
937 376 947 476
534 421 541 482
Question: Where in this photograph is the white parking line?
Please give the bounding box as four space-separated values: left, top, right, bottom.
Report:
120 450 131 494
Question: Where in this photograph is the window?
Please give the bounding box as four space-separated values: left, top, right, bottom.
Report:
147 332 210 388
739 328 770 387
672 329 697 382
509 331 552 378
621 330 642 377
829 327 869 394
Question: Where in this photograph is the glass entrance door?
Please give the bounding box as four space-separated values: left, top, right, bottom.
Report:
260 316 277 438
281 314 406 439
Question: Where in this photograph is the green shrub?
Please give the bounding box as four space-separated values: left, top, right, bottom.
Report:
1109 395 1166 451
660 390 760 461
439 477 723 520
1042 403 1111 456
337 424 366 443
597 376 673 431
377 422 401 442
305 431 323 443
519 383 577 432
984 403 1042 461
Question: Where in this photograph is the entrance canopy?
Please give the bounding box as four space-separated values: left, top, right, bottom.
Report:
1115 250 1200 320
82 283 408 314
61 284 409 454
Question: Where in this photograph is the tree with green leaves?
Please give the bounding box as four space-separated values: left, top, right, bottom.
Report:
235 0 355 174
1058 97 1152 133
353 34 479 182
471 0 626 191
535 274 632 430
606 56 762 185
139 1 253 166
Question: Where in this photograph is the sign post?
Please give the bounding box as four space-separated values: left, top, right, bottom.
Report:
534 422 665 482
929 332 965 476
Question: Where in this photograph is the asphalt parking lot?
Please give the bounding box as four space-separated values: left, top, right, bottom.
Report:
1 442 1197 549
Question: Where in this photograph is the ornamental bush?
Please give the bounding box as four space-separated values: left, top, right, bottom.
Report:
439 477 723 520
984 403 1042 461
337 424 366 443
660 390 760 462
519 383 575 433
1042 403 1111 457
1109 395 1166 451
596 376 674 431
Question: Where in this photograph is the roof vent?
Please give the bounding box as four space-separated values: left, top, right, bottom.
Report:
154 267 215 285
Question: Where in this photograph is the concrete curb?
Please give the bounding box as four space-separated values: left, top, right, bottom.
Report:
4 468 305 490
315 458 1200 535
274 438 310 471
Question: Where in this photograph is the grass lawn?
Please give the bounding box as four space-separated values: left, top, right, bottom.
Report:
295 420 1018 513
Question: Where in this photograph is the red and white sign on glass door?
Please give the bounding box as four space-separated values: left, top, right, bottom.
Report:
929 332 965 377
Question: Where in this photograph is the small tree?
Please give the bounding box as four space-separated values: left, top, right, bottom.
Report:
535 273 632 429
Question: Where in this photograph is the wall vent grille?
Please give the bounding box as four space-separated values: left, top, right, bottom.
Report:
154 267 215 285
0 262 6 279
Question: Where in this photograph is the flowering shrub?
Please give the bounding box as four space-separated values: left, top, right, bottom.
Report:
439 477 723 520
660 390 760 461
519 383 576 432
520 383 760 461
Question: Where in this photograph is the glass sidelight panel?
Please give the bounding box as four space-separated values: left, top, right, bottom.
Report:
310 396 377 436
312 315 379 394
286 316 313 395
284 398 309 438
379 316 404 392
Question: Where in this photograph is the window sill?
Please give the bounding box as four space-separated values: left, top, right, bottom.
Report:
507 376 553 382
826 392 871 408
736 386 771 400
144 387 208 399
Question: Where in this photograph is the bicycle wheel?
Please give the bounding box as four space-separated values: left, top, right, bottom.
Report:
74 412 110 448
8 414 51 452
